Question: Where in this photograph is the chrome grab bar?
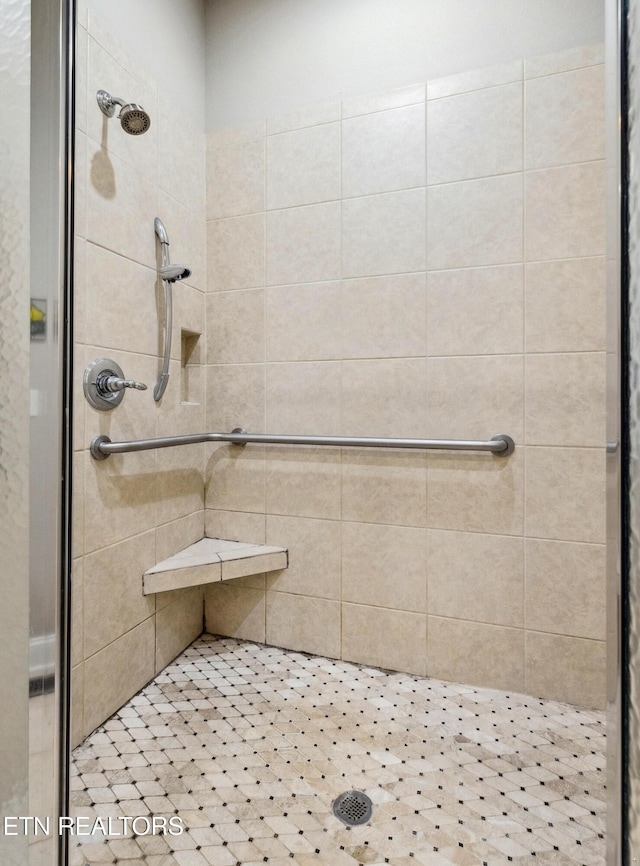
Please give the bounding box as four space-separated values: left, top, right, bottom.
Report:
90 428 515 460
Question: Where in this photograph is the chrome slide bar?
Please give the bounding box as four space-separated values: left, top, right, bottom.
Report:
90 428 515 460
153 217 191 402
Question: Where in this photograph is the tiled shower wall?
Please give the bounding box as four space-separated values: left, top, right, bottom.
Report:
203 44 607 708
72 8 207 745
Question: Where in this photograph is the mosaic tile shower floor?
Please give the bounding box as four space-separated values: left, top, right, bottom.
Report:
70 635 606 866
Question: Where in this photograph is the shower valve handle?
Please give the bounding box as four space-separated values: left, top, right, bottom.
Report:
83 358 148 411
96 373 147 394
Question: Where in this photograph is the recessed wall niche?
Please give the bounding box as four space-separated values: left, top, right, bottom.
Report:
181 329 202 405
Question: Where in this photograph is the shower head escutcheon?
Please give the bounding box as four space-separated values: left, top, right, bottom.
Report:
96 89 151 135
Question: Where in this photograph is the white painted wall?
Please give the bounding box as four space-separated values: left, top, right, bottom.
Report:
87 0 206 124
205 0 604 129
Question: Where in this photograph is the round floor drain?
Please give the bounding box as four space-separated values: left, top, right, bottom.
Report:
332 790 373 826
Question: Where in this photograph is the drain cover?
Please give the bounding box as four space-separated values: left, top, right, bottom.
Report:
332 790 373 826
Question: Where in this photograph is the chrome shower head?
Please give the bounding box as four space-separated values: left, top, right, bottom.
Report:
160 264 191 283
96 89 151 136
119 103 151 135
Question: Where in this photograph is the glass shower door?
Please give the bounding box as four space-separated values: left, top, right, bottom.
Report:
0 0 73 864
0 0 32 861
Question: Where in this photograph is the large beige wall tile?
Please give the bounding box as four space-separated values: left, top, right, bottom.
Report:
342 603 427 676
525 447 605 543
205 510 266 545
74 226 87 341
86 36 158 185
525 353 606 447
266 448 341 520
73 340 87 453
83 530 155 656
266 282 341 362
223 572 268 593
84 244 157 356
156 577 212 616
427 448 524 536
341 450 427 528
155 443 204 526
86 8 146 75
206 445 266 513
342 104 425 197
84 449 158 553
172 283 206 355
207 213 265 291
76 26 88 134
157 93 205 216
266 515 340 599
525 162 606 261
84 617 156 736
266 361 341 436
156 511 206 565
428 617 524 692
341 273 427 359
267 123 340 209
207 122 266 149
71 559 84 667
427 83 522 184
156 361 205 436
526 539 606 639
75 133 87 241
342 83 425 119
524 43 604 79
206 289 265 365
267 202 341 286
87 9 159 86
525 257 605 353
428 530 524 627
427 60 522 100
156 191 206 291
525 632 605 708
427 175 522 270
204 583 266 643
156 587 204 672
265 593 340 658
342 522 427 613
87 143 158 269
426 355 524 441
207 138 265 219
71 664 84 749
73 452 85 558
342 189 426 278
525 66 605 169
267 102 341 134
427 265 523 356
342 358 427 438
206 364 265 432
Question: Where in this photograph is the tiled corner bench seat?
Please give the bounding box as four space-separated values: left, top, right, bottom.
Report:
143 537 288 595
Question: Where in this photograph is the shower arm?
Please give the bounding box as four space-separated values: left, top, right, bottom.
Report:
89 429 515 460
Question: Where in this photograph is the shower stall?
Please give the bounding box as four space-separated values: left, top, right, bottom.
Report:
3 0 640 863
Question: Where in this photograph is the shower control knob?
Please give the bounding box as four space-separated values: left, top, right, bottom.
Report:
83 358 147 411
